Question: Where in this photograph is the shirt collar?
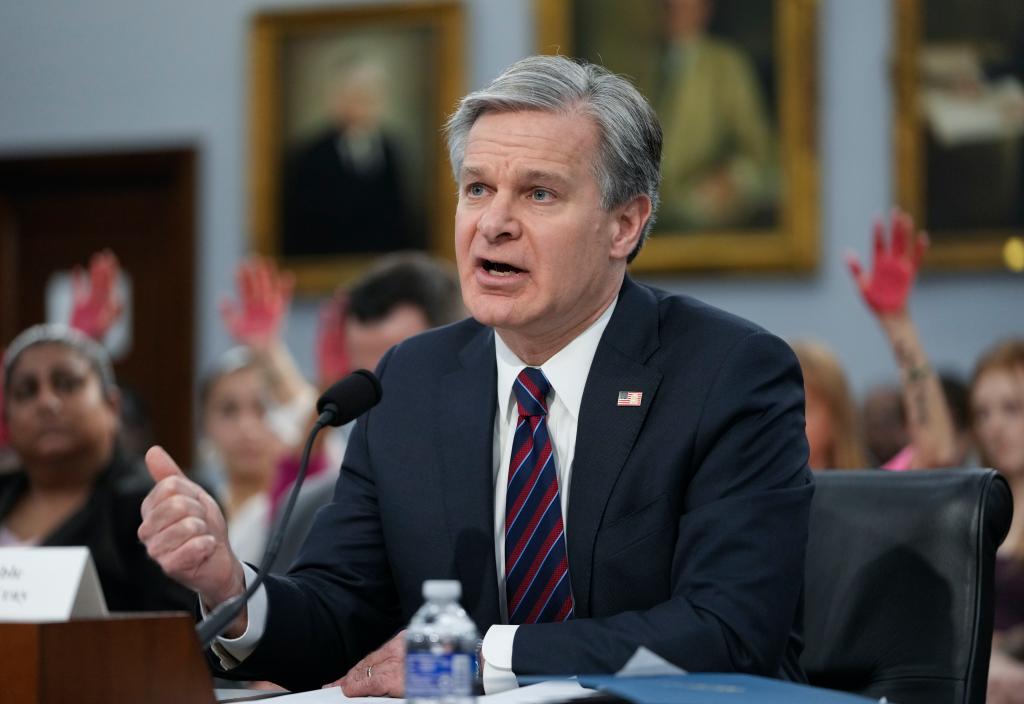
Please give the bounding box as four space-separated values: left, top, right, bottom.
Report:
495 298 618 424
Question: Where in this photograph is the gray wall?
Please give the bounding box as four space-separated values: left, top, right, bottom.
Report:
0 0 1019 396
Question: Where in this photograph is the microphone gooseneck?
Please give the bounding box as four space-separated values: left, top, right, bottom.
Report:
195 369 382 649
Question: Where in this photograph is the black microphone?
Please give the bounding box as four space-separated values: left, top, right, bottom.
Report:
316 369 383 427
195 369 383 649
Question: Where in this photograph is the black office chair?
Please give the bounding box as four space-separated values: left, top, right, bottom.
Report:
801 468 1012 704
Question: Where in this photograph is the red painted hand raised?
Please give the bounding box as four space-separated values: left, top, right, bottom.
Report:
846 209 928 316
69 249 123 340
219 256 295 349
316 290 351 385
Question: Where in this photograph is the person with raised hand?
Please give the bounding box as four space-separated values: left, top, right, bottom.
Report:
315 289 352 386
846 209 957 470
220 256 316 447
1 250 126 471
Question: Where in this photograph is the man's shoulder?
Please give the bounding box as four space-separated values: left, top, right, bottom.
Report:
639 281 773 347
629 281 795 377
380 317 489 372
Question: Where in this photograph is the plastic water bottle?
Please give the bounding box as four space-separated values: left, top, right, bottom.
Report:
405 580 479 704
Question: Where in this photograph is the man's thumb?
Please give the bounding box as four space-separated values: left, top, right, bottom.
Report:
146 445 184 482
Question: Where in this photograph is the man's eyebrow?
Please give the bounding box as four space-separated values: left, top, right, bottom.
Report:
522 169 570 186
458 165 570 186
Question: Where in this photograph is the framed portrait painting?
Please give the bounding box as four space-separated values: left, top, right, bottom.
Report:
536 0 819 273
893 0 1024 270
249 2 464 292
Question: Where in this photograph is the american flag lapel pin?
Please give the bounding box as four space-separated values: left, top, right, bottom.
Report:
617 390 643 407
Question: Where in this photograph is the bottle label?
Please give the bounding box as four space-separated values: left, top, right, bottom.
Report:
405 652 474 698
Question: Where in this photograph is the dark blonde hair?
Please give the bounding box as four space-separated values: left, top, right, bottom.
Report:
791 339 867 470
970 338 1024 468
971 339 1024 391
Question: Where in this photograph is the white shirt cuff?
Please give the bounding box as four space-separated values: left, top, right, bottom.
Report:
482 625 519 693
201 563 269 669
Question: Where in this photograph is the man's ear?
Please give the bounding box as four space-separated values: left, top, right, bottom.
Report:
610 194 652 260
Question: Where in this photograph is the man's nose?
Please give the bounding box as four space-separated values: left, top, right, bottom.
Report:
476 192 521 242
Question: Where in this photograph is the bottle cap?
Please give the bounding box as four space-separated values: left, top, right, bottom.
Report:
422 579 461 601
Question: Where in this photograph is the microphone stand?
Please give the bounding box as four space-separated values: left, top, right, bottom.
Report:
195 407 333 649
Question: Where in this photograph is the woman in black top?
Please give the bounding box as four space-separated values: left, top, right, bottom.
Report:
1 323 193 612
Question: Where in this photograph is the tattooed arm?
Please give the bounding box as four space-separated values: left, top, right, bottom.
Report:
847 209 956 469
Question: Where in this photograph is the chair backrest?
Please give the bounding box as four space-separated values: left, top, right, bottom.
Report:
801 468 1012 704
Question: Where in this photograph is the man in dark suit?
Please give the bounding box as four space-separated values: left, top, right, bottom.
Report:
138 55 812 694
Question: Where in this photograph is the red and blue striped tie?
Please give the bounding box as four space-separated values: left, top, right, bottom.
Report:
504 367 574 624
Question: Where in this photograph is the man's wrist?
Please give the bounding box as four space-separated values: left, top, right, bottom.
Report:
202 562 247 612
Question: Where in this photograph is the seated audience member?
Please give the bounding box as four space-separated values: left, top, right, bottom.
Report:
198 347 286 565
220 254 462 508
971 340 1024 704
861 373 975 468
139 55 813 694
0 382 14 474
847 209 956 470
791 339 866 470
0 249 124 473
938 372 975 466
0 324 193 611
231 253 464 571
860 383 908 465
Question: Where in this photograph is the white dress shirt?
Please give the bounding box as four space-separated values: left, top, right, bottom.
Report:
483 298 616 690
212 299 618 693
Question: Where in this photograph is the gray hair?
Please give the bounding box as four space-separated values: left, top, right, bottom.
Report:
3 323 117 398
444 55 662 262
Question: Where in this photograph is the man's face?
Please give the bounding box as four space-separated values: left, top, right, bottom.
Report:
346 304 431 372
454 110 646 355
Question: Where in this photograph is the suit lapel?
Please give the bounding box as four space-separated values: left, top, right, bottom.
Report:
436 327 502 628
567 278 663 618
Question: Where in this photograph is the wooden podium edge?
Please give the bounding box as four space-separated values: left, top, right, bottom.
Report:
0 613 215 704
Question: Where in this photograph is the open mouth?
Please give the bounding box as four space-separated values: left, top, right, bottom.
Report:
482 259 526 276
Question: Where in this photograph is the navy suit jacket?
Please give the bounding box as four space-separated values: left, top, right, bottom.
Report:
221 277 813 691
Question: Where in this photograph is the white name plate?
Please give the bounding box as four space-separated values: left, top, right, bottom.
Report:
0 547 109 622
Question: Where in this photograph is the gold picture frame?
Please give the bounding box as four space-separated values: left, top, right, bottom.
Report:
893 0 1024 270
535 0 819 274
249 2 464 293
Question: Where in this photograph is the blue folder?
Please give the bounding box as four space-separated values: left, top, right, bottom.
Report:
576 674 882 704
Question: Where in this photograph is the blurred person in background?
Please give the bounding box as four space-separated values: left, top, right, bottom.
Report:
220 254 462 518
937 372 975 466
860 384 909 466
971 339 1024 703
0 324 193 611
791 339 866 470
847 209 957 470
0 249 124 473
198 346 286 565
218 253 463 571
861 373 975 468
